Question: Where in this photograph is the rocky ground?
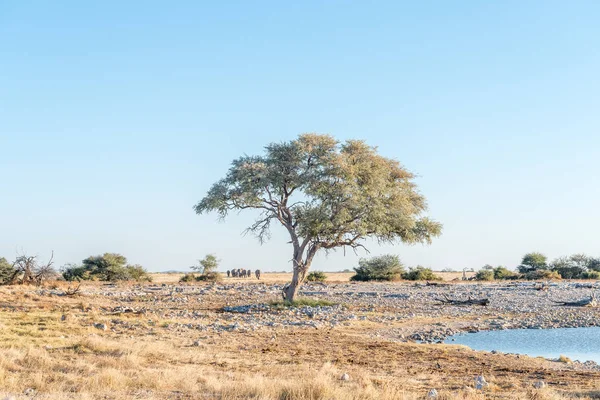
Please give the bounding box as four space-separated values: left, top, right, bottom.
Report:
44 280 600 355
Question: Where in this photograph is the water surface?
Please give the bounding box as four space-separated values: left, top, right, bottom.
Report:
445 327 600 363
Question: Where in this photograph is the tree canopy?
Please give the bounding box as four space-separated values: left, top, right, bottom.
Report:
517 252 548 273
195 133 442 300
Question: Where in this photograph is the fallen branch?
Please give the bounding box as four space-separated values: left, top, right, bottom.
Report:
552 296 597 307
435 295 489 306
62 283 81 296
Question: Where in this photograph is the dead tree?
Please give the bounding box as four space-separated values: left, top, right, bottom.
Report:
8 251 56 285
63 283 82 296
552 295 597 307
436 294 489 306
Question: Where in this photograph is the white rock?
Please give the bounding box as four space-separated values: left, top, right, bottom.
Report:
533 380 546 389
427 388 438 397
475 375 488 390
340 373 350 381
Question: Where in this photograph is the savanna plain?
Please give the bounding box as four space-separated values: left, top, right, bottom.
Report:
1 272 600 400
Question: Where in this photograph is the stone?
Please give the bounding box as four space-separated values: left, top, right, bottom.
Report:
94 323 108 331
340 373 350 381
533 380 546 389
427 388 438 397
23 388 36 396
193 341 201 347
61 314 68 321
475 375 488 390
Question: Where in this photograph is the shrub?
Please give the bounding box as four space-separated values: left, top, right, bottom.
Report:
306 271 327 282
474 270 494 281
73 254 151 282
62 264 90 281
350 255 405 282
179 273 196 282
493 266 518 280
0 257 16 284
125 264 152 282
196 272 222 282
582 270 600 280
524 270 561 280
402 266 442 281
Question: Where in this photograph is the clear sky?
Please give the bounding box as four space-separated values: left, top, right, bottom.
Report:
1 1 599 272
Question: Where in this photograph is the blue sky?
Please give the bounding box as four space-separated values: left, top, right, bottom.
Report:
1 1 599 272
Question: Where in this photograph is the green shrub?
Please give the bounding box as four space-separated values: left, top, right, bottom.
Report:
62 264 90 281
179 273 196 282
350 255 404 282
306 271 327 282
474 270 494 281
0 257 16 284
125 264 152 282
402 266 442 281
493 266 518 280
582 270 600 280
524 269 561 280
195 272 222 282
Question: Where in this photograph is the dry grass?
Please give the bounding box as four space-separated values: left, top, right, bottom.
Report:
0 284 598 399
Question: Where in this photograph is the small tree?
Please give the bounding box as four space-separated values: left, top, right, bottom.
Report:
193 254 219 275
195 134 442 301
6 252 57 285
350 255 405 282
517 252 548 274
82 253 129 281
550 254 589 279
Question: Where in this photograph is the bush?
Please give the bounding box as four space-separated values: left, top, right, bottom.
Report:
62 264 90 281
179 273 196 282
524 270 561 280
474 270 494 281
0 257 16 284
493 266 518 280
350 255 405 282
125 264 152 282
195 272 222 282
306 271 327 282
582 270 600 280
402 266 442 281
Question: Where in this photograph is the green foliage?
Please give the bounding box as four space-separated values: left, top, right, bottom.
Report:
195 134 442 300
65 253 151 282
125 264 152 282
582 270 600 280
350 255 405 282
0 257 16 284
195 272 222 282
524 269 561 280
268 298 336 309
402 266 442 281
481 264 494 271
493 266 518 280
193 254 219 274
61 264 90 281
474 269 494 281
179 273 196 282
306 271 327 282
517 252 548 274
550 254 598 279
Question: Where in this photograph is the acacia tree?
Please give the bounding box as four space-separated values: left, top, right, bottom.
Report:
195 134 442 301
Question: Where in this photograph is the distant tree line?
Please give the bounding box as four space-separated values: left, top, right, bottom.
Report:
474 252 600 281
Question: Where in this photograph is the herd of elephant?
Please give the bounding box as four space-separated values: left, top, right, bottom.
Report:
227 269 261 279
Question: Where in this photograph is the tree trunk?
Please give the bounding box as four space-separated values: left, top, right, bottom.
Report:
282 244 318 302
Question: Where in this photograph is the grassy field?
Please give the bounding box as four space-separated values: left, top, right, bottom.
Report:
151 271 473 283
